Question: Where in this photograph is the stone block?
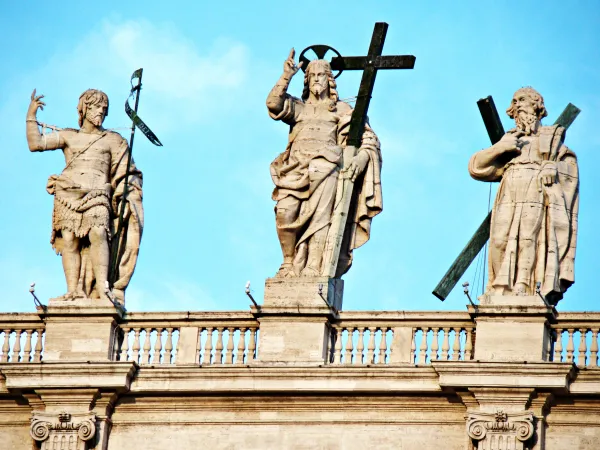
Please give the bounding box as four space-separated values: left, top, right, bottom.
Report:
262 277 343 314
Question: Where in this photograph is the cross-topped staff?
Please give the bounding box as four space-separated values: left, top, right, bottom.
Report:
308 22 416 277
432 97 580 301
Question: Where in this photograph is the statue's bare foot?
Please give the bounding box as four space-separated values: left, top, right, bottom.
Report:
275 263 296 278
300 266 320 277
513 282 528 296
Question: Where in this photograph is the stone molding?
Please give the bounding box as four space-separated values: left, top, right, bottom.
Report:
467 410 534 449
30 411 96 449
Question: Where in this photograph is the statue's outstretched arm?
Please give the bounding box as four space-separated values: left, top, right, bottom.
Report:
26 89 65 152
266 49 303 116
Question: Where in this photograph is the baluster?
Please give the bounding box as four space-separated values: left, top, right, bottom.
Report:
195 329 202 365
214 327 224 364
225 328 235 364
235 328 246 364
378 328 388 364
451 328 461 361
120 328 130 362
419 328 428 364
248 327 257 361
333 328 342 364
367 327 376 364
356 328 365 364
566 329 575 363
164 328 174 364
430 328 439 362
591 329 599 368
441 328 450 360
33 329 43 363
553 329 563 362
142 328 152 364
132 328 141 363
12 330 22 363
152 328 163 364
344 328 353 364
578 328 588 367
464 328 473 361
203 327 214 364
0 330 10 363
410 328 417 364
23 330 33 363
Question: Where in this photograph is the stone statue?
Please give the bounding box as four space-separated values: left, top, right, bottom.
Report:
26 89 143 305
469 87 579 305
266 50 382 278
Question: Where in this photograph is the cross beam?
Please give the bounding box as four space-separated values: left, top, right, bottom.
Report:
432 98 581 301
320 22 416 277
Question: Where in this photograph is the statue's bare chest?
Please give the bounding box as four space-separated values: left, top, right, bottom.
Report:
295 104 340 144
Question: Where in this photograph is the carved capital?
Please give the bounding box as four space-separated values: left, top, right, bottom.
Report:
30 411 96 449
467 410 534 449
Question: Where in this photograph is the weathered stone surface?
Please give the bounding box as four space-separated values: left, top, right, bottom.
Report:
267 52 382 279
26 89 143 306
469 87 579 305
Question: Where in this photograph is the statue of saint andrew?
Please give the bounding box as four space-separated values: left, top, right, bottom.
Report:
469 87 579 305
26 89 143 304
267 50 382 278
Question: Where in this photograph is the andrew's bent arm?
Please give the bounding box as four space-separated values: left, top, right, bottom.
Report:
26 118 65 152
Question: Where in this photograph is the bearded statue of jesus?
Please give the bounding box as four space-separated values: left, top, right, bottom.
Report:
266 50 382 278
469 87 579 305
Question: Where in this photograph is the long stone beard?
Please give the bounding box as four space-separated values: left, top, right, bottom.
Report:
515 111 539 135
311 83 326 98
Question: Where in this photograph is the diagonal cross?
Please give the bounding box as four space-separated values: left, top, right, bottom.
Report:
432 97 581 300
320 22 416 277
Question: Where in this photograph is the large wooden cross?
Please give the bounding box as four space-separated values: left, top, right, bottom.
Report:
314 22 416 277
432 97 581 300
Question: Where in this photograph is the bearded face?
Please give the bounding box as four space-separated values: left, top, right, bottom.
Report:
508 89 545 135
85 101 108 127
308 65 330 99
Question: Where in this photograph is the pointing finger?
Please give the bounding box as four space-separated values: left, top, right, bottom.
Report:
31 89 36 101
289 48 295 60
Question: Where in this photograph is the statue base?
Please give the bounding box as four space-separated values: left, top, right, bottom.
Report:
470 294 556 362
253 277 343 365
42 296 124 362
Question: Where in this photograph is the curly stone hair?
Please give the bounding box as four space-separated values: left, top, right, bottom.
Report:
77 89 109 127
301 59 339 111
506 87 548 120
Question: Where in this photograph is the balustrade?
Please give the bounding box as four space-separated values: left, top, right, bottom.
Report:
0 314 45 363
329 312 475 365
552 314 600 368
115 312 259 366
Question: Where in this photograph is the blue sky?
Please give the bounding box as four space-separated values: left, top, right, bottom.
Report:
0 1 598 313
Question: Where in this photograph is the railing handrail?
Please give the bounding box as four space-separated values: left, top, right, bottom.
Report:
120 311 259 328
334 311 474 328
0 313 45 329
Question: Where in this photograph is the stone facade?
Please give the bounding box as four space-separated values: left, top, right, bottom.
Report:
2 298 600 449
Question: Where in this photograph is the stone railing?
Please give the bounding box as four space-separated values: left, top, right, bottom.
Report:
552 313 600 368
115 312 259 366
0 313 45 363
329 311 475 365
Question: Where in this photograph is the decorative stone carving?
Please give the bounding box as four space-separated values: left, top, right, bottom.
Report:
266 50 382 278
467 410 534 449
26 89 143 305
469 87 578 305
30 411 96 449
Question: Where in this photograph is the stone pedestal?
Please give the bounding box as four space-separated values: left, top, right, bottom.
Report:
254 277 342 365
42 297 124 362
471 294 555 362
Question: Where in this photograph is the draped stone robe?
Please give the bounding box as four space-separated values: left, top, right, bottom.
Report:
469 125 578 304
270 95 382 276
